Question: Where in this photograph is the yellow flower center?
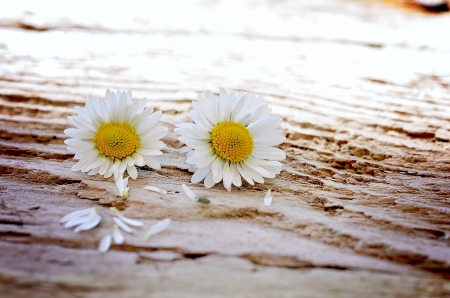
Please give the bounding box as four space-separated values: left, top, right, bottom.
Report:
210 121 253 163
94 122 140 159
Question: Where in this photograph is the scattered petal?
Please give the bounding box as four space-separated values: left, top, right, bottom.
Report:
60 207 96 223
112 224 124 245
110 207 143 227
64 210 97 228
114 169 129 198
113 217 133 233
144 218 171 240
264 189 273 206
181 184 198 201
98 235 112 253
74 213 102 232
143 185 167 194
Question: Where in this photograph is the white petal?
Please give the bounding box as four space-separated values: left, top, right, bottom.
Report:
191 166 211 183
244 159 273 178
231 164 242 187
237 163 254 185
98 235 112 253
211 158 224 183
88 167 100 176
64 210 96 228
104 169 114 179
85 156 106 171
136 148 163 156
126 90 132 102
137 97 147 114
264 189 273 206
143 155 161 170
99 158 111 175
204 172 216 188
115 174 124 192
113 225 125 245
143 186 167 194
137 111 162 133
197 154 216 168
74 213 102 232
111 207 144 227
113 217 133 233
119 159 128 172
241 163 264 184
181 184 198 201
252 146 286 161
132 153 144 166
127 165 138 180
64 128 94 139
60 207 95 223
133 105 154 127
222 162 232 191
190 109 212 132
64 138 94 149
144 218 171 239
193 148 212 159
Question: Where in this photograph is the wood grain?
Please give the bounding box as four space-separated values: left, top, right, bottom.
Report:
0 0 449 296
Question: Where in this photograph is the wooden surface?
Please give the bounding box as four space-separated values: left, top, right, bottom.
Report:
1 0 450 297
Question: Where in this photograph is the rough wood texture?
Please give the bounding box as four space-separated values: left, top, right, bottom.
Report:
1 0 450 297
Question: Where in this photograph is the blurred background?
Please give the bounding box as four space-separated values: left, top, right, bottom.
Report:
0 0 449 106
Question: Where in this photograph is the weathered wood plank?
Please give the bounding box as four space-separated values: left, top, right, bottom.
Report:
0 0 449 296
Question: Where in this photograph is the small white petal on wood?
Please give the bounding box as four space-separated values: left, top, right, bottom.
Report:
110 207 144 227
74 214 102 232
143 186 167 194
144 218 171 240
264 189 273 206
98 235 112 253
113 225 124 245
60 207 94 223
113 217 133 233
64 211 97 228
181 184 198 201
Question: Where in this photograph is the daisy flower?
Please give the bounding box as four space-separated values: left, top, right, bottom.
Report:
64 89 167 179
175 88 285 191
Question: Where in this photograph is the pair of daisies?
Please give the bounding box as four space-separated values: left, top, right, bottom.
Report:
63 88 283 252
65 88 286 191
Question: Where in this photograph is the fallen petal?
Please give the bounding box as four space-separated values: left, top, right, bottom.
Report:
113 224 124 245
264 189 273 206
110 207 143 227
143 185 167 194
64 210 96 228
181 184 198 201
144 218 171 240
60 207 95 223
98 234 112 253
113 217 133 233
74 213 102 232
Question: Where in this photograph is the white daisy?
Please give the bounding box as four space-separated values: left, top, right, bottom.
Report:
175 88 286 191
64 89 167 180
